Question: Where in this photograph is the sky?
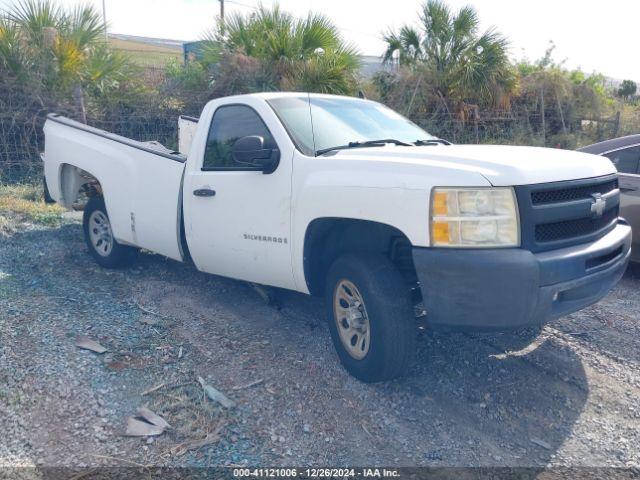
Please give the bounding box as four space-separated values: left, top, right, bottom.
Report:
1 0 637 81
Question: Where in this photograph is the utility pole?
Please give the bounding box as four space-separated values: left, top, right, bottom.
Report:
102 0 108 41
218 0 225 31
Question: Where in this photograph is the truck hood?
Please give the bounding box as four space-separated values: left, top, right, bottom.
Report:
327 144 616 186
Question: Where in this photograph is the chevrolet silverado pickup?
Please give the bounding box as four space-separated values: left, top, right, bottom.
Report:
43 92 631 382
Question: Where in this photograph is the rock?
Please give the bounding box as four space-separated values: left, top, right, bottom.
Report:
530 437 552 450
197 376 235 409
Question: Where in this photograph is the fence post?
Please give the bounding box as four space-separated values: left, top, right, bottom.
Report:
473 106 479 144
556 92 567 134
523 106 532 140
405 75 422 118
597 118 603 141
540 88 546 146
613 111 621 137
73 85 87 124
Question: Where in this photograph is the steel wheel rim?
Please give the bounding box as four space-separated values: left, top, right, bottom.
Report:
333 279 371 360
88 210 113 257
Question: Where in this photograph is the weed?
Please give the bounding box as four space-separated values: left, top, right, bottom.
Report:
0 183 65 231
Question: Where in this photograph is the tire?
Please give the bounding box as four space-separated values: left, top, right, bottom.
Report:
83 196 137 268
43 176 55 204
325 253 416 382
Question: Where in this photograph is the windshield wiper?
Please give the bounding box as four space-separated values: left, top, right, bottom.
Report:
414 138 452 146
316 138 412 156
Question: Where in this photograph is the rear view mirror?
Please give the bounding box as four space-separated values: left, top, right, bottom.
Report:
232 135 280 174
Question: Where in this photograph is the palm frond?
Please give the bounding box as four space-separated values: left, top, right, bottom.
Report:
62 3 105 50
224 13 257 56
382 31 402 64
199 36 223 66
383 0 514 107
8 0 61 47
51 36 84 87
382 26 422 66
215 3 359 94
399 26 423 64
2 0 133 96
452 5 478 40
85 43 131 82
296 13 340 54
0 16 31 77
290 48 359 94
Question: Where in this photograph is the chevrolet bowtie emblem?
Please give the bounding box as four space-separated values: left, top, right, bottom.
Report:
590 193 606 218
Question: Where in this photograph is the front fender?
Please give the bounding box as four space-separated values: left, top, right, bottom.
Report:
291 184 430 293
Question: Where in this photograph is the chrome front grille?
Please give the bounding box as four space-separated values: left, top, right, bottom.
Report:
515 174 620 253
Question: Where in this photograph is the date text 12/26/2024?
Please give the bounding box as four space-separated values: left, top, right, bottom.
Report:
233 468 400 478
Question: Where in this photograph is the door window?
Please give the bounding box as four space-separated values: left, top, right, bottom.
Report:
605 146 640 174
203 105 276 170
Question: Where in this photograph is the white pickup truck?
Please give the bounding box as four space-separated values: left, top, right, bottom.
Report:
43 92 631 382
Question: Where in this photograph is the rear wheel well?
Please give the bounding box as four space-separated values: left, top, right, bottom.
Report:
59 164 102 207
303 218 418 296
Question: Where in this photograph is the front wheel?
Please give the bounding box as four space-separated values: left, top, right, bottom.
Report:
325 253 416 382
83 196 137 268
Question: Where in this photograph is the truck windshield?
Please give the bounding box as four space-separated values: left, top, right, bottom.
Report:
267 95 436 156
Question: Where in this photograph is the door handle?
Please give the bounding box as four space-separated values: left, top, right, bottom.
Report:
193 188 216 197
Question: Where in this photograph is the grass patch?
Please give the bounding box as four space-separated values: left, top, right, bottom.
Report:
0 183 66 231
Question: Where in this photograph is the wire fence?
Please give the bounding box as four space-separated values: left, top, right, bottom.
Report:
0 78 198 182
0 113 183 183
414 109 623 147
0 82 627 184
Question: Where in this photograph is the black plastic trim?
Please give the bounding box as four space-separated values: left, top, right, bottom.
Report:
179 115 199 123
413 221 631 330
201 166 264 172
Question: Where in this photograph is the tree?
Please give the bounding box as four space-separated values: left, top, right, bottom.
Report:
382 0 516 109
201 4 360 95
0 0 133 103
514 43 615 148
617 80 637 101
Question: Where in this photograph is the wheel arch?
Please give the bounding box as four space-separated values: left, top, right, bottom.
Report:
302 217 418 296
58 163 103 208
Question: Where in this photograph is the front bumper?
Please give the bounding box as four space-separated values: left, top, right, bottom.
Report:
413 221 631 330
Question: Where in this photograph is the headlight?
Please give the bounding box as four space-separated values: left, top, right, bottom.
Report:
430 187 519 247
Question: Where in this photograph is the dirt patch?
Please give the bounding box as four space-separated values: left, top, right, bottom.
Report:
1 220 639 468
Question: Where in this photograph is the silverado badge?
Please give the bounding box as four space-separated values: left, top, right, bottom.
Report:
590 193 606 218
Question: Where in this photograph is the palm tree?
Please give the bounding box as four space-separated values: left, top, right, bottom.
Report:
382 0 515 109
0 0 132 99
203 4 361 95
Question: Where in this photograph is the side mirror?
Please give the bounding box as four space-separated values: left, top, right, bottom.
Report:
232 135 280 174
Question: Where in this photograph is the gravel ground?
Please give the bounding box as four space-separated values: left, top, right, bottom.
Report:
1 215 639 469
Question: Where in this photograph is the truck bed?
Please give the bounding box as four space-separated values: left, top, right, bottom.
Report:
47 114 187 161
43 114 188 261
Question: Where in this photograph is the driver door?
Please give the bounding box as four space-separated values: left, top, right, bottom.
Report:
183 102 296 289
